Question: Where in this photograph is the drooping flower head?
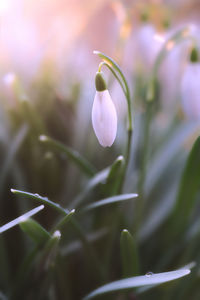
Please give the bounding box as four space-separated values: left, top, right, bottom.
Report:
92 71 117 147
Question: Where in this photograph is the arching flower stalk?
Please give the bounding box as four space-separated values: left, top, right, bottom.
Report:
92 51 133 191
92 72 117 147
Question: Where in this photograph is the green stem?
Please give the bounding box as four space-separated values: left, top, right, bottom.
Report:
136 103 152 229
118 129 132 192
99 62 126 96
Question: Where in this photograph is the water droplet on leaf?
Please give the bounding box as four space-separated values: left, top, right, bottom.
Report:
145 272 153 277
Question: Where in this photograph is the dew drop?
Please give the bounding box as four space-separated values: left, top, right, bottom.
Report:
34 193 39 197
145 272 153 277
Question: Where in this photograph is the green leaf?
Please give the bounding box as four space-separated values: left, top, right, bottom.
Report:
83 269 191 300
104 155 124 195
145 122 199 194
11 189 103 279
60 228 108 256
53 209 75 232
0 205 44 234
40 230 61 270
0 124 28 197
136 263 195 295
170 136 200 236
69 167 110 209
120 229 139 277
11 189 68 216
19 218 50 245
81 193 138 212
39 135 96 177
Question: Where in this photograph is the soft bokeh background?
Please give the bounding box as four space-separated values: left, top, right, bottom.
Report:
1 0 200 299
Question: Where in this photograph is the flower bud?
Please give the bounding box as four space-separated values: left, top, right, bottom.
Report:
92 72 117 147
95 71 107 91
190 47 198 63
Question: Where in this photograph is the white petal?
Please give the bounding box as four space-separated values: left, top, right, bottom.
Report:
92 90 117 147
181 63 200 120
136 24 162 69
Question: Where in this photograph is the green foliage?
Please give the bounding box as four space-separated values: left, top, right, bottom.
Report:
19 218 51 245
120 229 139 277
169 136 200 239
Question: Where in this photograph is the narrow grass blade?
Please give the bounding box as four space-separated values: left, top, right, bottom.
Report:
139 184 176 241
136 262 195 294
104 155 124 195
11 189 68 215
0 205 44 233
69 167 110 209
53 209 75 231
40 230 61 270
82 193 138 212
39 135 96 177
0 124 28 197
11 190 103 279
60 228 108 256
20 218 50 245
83 269 191 300
169 136 200 236
120 229 139 277
145 122 198 194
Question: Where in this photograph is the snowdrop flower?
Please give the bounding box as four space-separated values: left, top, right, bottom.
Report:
92 72 117 147
159 42 186 108
181 48 200 120
135 23 164 70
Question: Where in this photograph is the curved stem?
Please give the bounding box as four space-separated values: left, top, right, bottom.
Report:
95 51 134 191
94 51 133 132
98 62 126 96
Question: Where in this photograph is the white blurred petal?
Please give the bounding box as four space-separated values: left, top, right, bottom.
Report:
136 24 163 70
92 90 117 147
181 63 200 120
